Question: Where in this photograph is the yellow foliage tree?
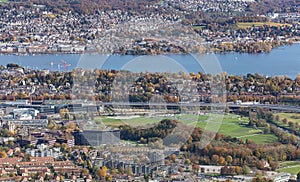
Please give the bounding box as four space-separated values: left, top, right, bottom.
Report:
98 166 107 178
0 151 7 158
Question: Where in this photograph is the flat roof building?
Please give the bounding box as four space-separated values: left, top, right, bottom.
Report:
74 128 120 146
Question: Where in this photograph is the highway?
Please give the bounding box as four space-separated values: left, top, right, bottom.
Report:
100 102 300 113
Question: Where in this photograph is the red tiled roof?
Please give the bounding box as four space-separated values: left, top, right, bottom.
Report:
6 149 13 156
0 157 22 165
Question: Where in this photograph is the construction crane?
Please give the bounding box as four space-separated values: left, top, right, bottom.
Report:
49 60 71 72
50 61 59 72
60 60 71 72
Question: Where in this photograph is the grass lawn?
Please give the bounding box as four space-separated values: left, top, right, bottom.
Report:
192 25 206 30
94 115 167 127
274 112 300 125
0 0 8 4
196 114 253 138
277 166 300 175
95 113 202 127
196 114 278 144
238 134 278 144
237 22 290 29
276 161 300 175
280 161 300 168
94 113 278 144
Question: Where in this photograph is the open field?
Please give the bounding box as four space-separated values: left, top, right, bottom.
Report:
274 112 300 125
276 161 300 175
196 114 278 144
0 0 8 4
277 163 300 175
196 114 253 138
237 22 291 29
94 115 166 127
95 113 278 144
95 114 200 127
192 25 206 30
280 161 300 168
238 134 278 144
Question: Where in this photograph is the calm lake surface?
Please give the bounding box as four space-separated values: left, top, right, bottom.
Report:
1 43 299 78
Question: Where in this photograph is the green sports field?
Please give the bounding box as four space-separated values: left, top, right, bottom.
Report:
94 113 278 144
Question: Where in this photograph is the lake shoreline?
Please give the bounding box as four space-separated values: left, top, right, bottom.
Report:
0 43 298 79
0 41 299 56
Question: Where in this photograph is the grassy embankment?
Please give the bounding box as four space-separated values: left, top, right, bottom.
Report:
277 161 300 175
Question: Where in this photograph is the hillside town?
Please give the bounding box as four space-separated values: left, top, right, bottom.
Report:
0 3 300 54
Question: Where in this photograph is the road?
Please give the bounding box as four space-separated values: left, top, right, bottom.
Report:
100 102 300 113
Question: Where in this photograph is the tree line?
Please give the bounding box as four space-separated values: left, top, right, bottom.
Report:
1 66 300 105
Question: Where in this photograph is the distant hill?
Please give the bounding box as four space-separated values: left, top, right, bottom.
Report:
2 0 300 17
248 0 300 14
5 0 160 14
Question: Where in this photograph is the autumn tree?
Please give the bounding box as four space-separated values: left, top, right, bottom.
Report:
192 164 199 173
0 151 7 158
125 166 132 176
98 166 107 179
226 155 233 165
170 154 177 163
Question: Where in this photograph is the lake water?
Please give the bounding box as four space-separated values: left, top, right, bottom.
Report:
1 43 299 78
